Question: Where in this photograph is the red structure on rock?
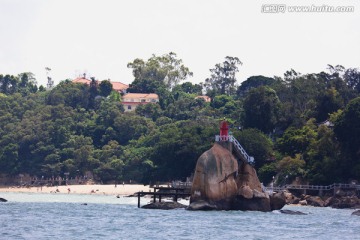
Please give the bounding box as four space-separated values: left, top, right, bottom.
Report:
219 120 229 137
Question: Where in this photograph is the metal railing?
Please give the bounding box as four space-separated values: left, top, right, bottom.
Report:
215 135 255 165
265 183 360 192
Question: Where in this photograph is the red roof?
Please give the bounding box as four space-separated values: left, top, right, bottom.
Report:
73 77 91 84
195 95 211 102
111 81 129 91
72 78 128 92
123 93 159 99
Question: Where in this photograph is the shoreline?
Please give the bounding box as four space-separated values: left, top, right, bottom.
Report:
0 184 154 196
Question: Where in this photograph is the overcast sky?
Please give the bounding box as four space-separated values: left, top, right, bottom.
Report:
1 0 359 87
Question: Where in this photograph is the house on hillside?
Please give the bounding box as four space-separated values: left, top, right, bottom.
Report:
195 95 211 102
111 81 129 93
73 76 91 85
122 93 159 112
72 75 128 93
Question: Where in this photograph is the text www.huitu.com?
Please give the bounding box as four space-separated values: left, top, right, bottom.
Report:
261 4 355 13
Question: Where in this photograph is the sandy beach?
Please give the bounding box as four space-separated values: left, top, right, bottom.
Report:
0 184 154 196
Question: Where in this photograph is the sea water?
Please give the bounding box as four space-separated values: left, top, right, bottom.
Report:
0 192 359 240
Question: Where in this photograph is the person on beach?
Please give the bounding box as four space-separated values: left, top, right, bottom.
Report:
67 188 71 194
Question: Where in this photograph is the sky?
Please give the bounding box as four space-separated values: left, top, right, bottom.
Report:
0 0 359 87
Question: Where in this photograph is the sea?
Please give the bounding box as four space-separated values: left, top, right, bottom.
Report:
0 192 359 240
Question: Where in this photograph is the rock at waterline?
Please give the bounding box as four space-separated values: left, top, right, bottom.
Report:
270 192 286 211
141 201 187 210
0 197 7 202
305 196 325 207
187 200 218 211
189 142 283 211
279 209 307 215
351 210 360 216
325 196 360 209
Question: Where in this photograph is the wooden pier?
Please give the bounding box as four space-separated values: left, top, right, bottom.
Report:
136 187 191 208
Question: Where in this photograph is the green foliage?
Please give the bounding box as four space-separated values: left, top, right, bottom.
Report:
0 63 359 185
233 128 274 169
99 80 113 97
334 97 360 179
243 86 280 133
204 56 242 96
276 119 317 156
315 87 344 122
276 154 306 183
258 162 277 184
127 52 193 90
237 75 280 97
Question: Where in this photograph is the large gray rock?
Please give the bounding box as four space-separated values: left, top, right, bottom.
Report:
351 210 360 216
187 200 218 211
305 196 325 207
280 209 307 215
142 201 187 210
270 191 286 210
190 143 272 211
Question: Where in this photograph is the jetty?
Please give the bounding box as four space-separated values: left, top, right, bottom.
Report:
136 186 191 208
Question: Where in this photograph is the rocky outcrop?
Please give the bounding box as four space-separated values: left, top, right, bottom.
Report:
187 200 218 211
324 196 360 209
305 196 325 207
0 197 7 202
270 192 286 210
351 210 360 216
189 142 275 211
284 191 300 205
280 209 307 215
142 201 187 210
189 143 239 210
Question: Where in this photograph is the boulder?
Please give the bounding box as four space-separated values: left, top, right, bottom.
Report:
284 191 300 205
238 185 253 199
233 195 271 211
190 143 240 210
269 191 286 210
305 196 324 207
279 209 307 215
324 196 337 207
299 200 307 206
0 197 7 202
142 201 187 210
187 200 218 211
190 142 271 211
328 196 360 209
351 210 360 216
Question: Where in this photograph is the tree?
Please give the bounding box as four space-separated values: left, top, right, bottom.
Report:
172 82 203 95
237 75 279 97
204 56 242 96
99 80 113 97
212 95 233 109
305 125 342 184
233 128 274 169
315 87 344 122
344 68 360 93
47 81 90 109
276 119 318 157
334 97 360 179
276 154 306 184
0 75 18 94
127 52 193 90
243 86 280 133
